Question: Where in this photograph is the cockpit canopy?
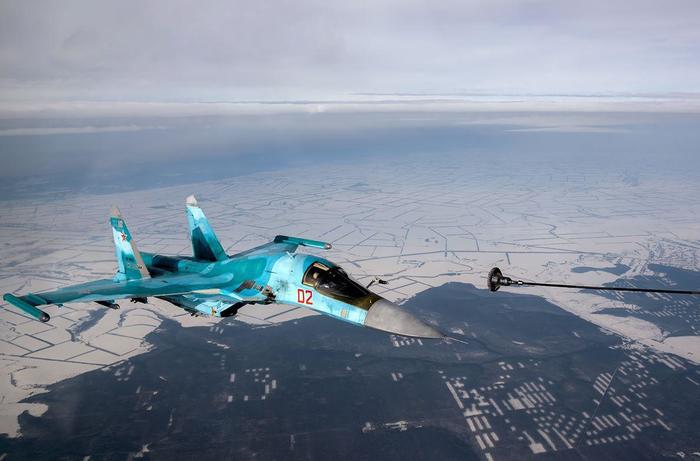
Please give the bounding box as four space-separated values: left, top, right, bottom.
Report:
303 261 380 310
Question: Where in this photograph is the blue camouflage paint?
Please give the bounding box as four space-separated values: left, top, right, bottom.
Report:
186 195 227 261
269 255 369 325
2 196 442 339
110 206 150 281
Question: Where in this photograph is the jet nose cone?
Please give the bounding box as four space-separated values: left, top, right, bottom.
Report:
364 299 443 339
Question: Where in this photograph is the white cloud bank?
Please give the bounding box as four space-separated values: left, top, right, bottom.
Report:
1 0 699 103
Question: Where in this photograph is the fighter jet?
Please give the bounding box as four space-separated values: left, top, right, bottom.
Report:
3 196 442 339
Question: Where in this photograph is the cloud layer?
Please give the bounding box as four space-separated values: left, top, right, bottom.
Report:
1 0 699 102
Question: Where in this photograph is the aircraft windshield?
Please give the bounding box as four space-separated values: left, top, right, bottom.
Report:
303 262 380 309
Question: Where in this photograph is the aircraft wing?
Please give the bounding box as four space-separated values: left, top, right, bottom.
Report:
230 235 332 258
3 272 234 322
157 293 243 317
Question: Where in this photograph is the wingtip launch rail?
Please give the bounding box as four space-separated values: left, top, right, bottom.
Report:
3 293 51 322
487 267 700 296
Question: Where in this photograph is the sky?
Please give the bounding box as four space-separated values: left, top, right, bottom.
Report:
1 0 700 105
1 1 700 190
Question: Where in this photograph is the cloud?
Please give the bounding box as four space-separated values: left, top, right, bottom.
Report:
0 0 699 102
2 94 700 121
506 125 631 133
0 125 166 136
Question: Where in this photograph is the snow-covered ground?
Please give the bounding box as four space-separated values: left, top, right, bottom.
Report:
1 157 698 436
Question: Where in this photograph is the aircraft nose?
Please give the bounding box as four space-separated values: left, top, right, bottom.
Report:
364 298 443 339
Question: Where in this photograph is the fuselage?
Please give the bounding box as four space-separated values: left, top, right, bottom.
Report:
2 198 443 338
140 250 443 338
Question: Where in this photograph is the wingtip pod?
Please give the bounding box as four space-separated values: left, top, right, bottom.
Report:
3 293 50 322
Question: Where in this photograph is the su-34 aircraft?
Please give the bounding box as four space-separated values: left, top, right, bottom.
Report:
3 196 443 339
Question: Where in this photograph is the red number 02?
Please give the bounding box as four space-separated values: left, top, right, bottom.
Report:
297 288 313 305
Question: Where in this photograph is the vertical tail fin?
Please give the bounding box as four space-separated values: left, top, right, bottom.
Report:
110 206 150 281
185 195 227 261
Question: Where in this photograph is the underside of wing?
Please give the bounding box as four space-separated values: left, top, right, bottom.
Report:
157 293 243 317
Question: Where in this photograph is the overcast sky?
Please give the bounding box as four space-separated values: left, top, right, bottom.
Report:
1 0 699 104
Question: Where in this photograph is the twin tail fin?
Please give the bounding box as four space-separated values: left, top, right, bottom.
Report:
110 206 150 281
185 195 227 262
